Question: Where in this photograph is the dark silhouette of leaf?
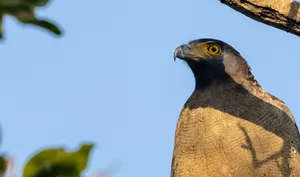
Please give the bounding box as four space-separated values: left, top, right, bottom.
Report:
23 143 94 177
0 0 63 40
0 155 9 176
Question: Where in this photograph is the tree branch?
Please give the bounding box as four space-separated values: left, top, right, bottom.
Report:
220 0 300 37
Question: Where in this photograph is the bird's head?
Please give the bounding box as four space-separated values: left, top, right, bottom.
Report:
174 38 240 62
174 38 257 89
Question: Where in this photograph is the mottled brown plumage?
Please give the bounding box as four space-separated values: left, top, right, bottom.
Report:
172 39 300 177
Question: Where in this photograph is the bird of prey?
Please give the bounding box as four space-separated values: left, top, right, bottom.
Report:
172 38 300 177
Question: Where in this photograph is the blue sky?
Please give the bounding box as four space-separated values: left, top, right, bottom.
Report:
1 0 300 176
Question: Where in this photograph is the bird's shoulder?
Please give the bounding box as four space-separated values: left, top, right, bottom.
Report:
246 81 295 122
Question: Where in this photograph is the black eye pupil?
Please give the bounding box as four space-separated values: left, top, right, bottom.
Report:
210 46 218 53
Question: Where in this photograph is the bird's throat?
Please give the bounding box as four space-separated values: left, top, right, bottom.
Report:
187 60 231 90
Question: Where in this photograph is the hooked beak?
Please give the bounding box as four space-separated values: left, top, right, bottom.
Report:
173 44 192 61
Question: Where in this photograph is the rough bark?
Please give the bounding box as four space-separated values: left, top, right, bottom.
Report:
220 0 300 37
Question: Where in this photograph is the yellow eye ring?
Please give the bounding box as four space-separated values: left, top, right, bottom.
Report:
207 44 221 55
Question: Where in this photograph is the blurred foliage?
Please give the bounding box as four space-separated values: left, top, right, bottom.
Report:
0 0 63 40
22 143 94 177
0 155 9 176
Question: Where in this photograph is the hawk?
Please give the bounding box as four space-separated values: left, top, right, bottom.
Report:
172 38 300 177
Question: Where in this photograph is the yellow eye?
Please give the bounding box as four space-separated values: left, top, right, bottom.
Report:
207 44 221 55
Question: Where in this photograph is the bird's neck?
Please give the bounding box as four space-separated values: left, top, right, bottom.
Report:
187 60 232 90
187 59 259 92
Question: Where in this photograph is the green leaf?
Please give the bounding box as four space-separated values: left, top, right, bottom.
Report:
0 155 9 176
24 0 49 7
28 19 62 36
1 0 49 7
0 0 63 40
23 143 94 177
